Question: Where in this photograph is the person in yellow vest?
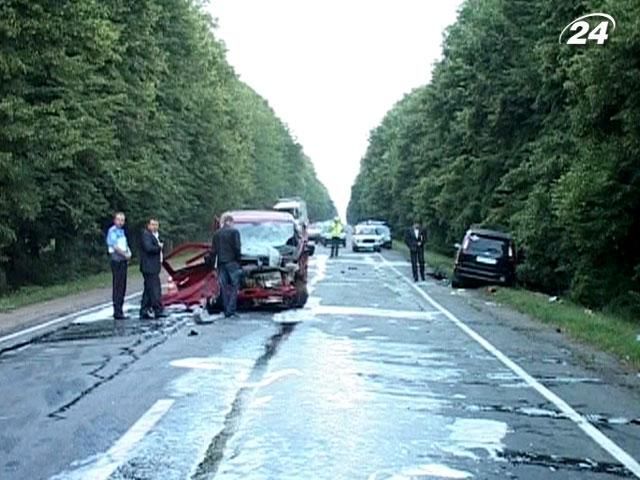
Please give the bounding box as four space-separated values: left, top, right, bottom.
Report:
329 217 344 258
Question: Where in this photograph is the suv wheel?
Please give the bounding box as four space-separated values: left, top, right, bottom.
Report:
451 273 465 289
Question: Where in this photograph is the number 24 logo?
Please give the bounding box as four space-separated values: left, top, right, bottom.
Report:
559 13 616 45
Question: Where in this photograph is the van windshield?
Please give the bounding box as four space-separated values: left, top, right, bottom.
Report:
275 207 299 219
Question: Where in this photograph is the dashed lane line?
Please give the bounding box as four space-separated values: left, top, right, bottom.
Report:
50 398 175 480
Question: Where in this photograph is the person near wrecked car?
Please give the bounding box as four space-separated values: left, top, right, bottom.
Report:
211 214 242 318
106 211 131 319
404 221 427 282
329 216 344 258
139 218 167 320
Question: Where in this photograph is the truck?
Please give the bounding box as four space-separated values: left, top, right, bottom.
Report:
273 197 309 231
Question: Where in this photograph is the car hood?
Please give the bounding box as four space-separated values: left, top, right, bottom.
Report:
242 243 282 268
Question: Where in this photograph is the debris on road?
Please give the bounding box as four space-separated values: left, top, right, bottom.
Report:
426 267 447 281
194 309 216 325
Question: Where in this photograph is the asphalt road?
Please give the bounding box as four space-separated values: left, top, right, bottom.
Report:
1 246 639 480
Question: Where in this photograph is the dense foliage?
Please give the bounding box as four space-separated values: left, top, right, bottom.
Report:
0 0 335 292
348 0 640 314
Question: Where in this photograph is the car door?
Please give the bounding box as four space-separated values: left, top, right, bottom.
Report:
161 243 219 308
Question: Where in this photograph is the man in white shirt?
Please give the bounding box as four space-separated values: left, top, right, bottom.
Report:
106 212 131 319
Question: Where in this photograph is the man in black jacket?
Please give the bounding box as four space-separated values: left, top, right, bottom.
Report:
139 218 167 319
211 214 242 318
404 221 427 282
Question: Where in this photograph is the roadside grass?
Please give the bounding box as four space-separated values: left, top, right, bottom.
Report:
0 267 141 313
493 288 640 369
392 242 640 369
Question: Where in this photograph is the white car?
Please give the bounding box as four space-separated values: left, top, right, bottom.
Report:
352 225 383 252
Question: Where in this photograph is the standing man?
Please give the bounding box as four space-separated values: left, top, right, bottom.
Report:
329 216 344 258
106 212 131 319
211 214 242 318
139 218 167 319
404 221 427 282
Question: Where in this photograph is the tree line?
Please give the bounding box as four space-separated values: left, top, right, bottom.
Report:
0 0 335 293
347 0 640 315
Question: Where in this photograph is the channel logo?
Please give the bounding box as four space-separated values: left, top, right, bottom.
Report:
559 13 616 45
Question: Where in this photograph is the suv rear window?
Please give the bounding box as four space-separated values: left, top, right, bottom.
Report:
463 235 506 258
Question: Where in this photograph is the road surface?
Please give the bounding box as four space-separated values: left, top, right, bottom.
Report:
1 247 639 479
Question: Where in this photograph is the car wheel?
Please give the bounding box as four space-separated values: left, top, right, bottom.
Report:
205 295 223 314
293 277 308 308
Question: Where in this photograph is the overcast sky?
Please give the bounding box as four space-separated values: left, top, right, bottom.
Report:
208 0 462 219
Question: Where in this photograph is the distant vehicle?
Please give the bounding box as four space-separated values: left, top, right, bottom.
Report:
320 221 346 247
352 224 383 252
374 225 392 249
452 227 517 288
357 220 392 249
161 210 314 311
273 197 309 230
358 219 388 226
307 221 325 243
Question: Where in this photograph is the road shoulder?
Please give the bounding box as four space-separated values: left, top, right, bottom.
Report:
0 278 143 349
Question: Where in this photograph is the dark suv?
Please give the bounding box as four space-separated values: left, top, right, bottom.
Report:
452 228 517 288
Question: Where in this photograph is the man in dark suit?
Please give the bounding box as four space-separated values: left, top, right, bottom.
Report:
139 218 167 319
211 214 242 318
404 221 427 282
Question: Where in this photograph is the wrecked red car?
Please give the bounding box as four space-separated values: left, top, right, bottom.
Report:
161 210 314 313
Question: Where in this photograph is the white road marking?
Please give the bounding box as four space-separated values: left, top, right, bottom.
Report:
170 357 254 371
0 292 142 346
313 304 441 321
441 418 508 461
378 253 640 478
308 254 328 294
353 327 373 333
369 464 472 480
51 398 174 480
244 368 303 389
